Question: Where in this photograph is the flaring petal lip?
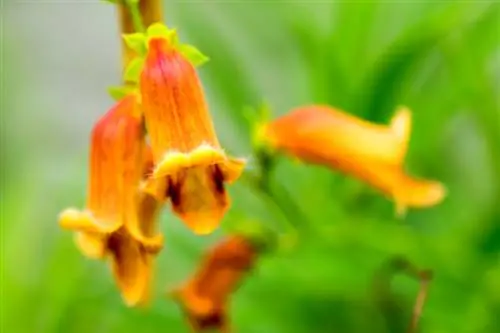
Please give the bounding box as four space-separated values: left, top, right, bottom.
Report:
140 145 246 235
108 229 153 307
265 105 446 213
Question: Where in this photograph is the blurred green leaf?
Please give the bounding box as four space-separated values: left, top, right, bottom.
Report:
355 3 474 122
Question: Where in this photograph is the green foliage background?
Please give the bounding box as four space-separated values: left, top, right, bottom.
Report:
2 1 499 332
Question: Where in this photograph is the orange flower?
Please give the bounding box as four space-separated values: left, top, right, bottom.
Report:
264 105 446 215
140 36 245 235
58 96 163 306
171 237 257 332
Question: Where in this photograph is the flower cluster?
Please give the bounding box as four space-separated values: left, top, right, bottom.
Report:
59 6 446 331
59 23 245 307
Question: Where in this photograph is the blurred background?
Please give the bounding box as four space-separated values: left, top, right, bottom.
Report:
2 0 499 332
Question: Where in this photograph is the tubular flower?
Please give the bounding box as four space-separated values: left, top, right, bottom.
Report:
264 105 446 215
58 96 163 306
140 35 245 235
171 237 257 332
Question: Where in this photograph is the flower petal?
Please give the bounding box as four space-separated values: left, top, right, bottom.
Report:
74 232 108 259
108 231 152 307
392 172 447 216
86 96 144 231
265 105 446 211
220 157 247 184
169 166 229 235
141 177 169 202
266 105 411 166
59 208 119 234
153 144 226 179
126 191 164 253
172 237 255 332
140 37 220 162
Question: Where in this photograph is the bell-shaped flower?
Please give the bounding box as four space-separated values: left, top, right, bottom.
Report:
264 105 446 215
58 96 163 305
139 28 245 235
171 237 257 332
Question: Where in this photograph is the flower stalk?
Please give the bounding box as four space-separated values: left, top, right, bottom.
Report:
118 0 163 79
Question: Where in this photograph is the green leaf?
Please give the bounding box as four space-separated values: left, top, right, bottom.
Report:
242 105 258 124
123 57 145 83
100 0 120 4
122 32 147 56
107 85 136 101
178 44 209 67
356 3 469 122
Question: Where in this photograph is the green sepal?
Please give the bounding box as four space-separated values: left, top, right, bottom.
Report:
178 44 209 67
144 22 209 67
146 22 178 46
123 57 145 83
107 85 137 101
123 32 147 56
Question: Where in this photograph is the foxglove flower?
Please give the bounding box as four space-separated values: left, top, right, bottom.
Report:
264 105 446 215
140 34 245 235
171 237 257 332
58 96 163 305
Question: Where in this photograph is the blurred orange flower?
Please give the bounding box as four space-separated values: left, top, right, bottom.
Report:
171 237 257 332
264 105 446 215
58 96 163 306
140 36 245 235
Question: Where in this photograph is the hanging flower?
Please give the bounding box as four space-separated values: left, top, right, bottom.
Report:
171 237 257 332
139 26 245 235
263 105 446 215
58 95 163 306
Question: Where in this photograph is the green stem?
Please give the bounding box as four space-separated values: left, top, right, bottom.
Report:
372 256 433 333
125 0 145 33
242 172 305 239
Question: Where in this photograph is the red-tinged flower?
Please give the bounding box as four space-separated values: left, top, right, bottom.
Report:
140 36 245 235
58 96 163 306
264 105 446 215
171 237 257 332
